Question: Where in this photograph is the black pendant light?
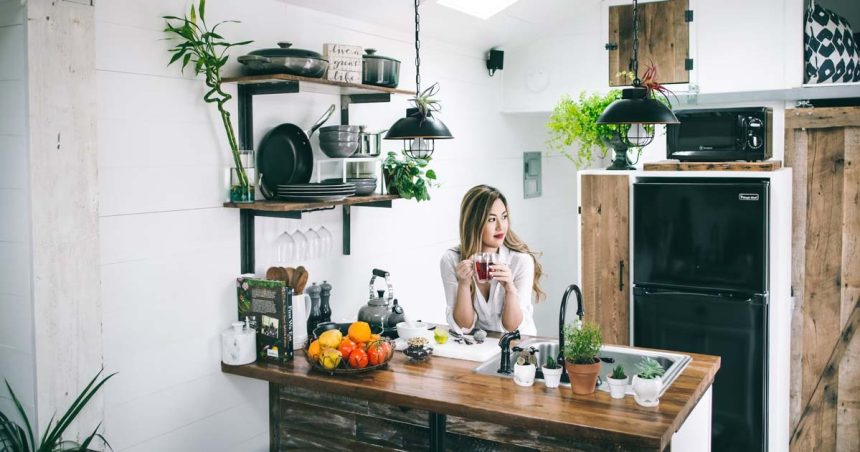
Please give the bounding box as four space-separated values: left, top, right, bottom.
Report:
596 0 678 148
385 0 453 159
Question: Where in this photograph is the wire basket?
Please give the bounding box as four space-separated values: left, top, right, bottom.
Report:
304 338 395 375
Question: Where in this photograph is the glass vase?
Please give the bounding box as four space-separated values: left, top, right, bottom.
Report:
228 150 255 204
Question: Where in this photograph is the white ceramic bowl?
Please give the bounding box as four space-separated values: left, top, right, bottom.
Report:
396 321 430 341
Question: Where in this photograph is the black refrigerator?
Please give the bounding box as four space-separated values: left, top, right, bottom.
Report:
633 179 769 452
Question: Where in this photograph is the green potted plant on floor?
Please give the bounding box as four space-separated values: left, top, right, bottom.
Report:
562 321 603 395
632 357 666 407
0 369 116 451
163 0 254 203
382 151 437 202
607 364 628 399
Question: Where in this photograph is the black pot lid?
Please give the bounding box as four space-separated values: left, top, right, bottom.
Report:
248 42 324 59
363 48 400 63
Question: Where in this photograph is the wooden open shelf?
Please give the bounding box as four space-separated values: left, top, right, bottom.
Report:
222 73 414 96
223 194 399 213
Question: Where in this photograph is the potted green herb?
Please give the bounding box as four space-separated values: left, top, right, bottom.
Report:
0 369 116 451
382 151 437 202
632 357 666 407
562 321 603 395
513 347 538 387
163 0 254 203
607 364 628 399
546 90 621 169
542 354 563 389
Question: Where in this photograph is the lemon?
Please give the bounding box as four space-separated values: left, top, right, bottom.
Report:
434 328 449 344
319 348 342 370
319 329 343 349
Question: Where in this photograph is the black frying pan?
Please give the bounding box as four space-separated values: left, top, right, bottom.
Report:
258 104 336 199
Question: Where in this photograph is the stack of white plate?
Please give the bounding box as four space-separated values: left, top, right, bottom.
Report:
276 182 356 202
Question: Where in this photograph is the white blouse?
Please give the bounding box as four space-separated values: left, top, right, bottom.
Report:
439 245 537 336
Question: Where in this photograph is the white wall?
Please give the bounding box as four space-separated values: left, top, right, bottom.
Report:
0 0 35 428
503 0 806 113
95 1 575 450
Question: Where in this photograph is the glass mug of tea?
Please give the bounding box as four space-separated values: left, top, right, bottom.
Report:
472 253 500 283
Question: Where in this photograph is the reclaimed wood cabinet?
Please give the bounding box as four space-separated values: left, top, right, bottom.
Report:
579 174 630 345
785 106 860 452
607 0 690 87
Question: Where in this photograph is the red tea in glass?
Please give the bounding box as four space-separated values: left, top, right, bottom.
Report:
473 253 496 283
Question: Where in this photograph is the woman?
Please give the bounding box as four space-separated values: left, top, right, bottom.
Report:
440 185 544 336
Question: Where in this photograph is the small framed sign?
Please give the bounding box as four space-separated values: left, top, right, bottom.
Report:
324 43 363 83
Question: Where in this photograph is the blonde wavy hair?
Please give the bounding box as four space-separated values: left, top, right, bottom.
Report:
458 185 545 301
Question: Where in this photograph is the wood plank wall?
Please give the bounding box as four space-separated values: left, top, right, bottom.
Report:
784 107 860 451
580 175 630 345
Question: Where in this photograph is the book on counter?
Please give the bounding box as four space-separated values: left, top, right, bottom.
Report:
236 275 294 363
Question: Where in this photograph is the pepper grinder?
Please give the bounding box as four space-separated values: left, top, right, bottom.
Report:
319 280 332 323
306 282 322 337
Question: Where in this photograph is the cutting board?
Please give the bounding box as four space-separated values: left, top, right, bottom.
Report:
431 339 500 362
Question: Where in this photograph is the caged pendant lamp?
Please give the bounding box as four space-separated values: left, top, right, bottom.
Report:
596 0 678 152
385 0 453 159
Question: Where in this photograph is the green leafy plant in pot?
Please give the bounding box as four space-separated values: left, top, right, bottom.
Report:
0 369 116 451
632 357 666 407
163 0 254 203
546 90 622 169
562 321 603 395
382 151 437 202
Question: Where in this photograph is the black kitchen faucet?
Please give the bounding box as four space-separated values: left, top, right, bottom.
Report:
558 284 585 383
497 330 521 374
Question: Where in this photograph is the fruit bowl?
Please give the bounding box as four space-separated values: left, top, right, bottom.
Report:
305 322 395 375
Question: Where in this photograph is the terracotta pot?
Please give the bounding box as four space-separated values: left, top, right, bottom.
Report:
565 359 601 395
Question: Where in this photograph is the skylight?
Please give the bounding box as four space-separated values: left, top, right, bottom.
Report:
436 0 519 20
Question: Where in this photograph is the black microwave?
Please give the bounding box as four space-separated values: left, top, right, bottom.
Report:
667 107 772 162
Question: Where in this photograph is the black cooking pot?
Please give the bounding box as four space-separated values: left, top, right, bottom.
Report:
362 49 400 88
238 42 328 77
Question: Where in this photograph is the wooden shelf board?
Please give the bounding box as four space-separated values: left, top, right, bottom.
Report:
223 194 400 212
222 74 414 96
643 160 783 172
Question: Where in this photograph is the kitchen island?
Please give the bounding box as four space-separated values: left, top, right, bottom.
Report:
222 344 719 451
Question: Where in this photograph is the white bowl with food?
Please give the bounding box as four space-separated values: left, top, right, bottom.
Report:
396 321 430 341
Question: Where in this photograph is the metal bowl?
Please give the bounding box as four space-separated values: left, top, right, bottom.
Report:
319 131 360 141
320 140 359 158
319 125 361 134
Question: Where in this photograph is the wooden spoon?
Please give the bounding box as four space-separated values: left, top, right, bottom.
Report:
266 266 286 282
284 267 296 289
293 266 309 295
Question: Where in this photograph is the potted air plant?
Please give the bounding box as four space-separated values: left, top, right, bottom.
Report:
607 364 629 399
513 347 538 387
562 321 603 395
163 0 254 203
632 357 666 407
542 354 563 389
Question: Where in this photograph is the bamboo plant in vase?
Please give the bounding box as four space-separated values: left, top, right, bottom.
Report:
163 0 254 203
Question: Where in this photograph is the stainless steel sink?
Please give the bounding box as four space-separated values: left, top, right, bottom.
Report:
473 339 691 397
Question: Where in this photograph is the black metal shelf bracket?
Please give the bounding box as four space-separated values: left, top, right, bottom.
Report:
235 81 397 272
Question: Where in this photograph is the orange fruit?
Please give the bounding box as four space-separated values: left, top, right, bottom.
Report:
369 333 381 342
307 339 321 360
348 321 371 343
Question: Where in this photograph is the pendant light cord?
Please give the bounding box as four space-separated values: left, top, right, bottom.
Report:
414 0 421 97
631 0 641 87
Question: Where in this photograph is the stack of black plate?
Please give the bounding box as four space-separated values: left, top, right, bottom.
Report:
323 178 377 196
276 182 356 202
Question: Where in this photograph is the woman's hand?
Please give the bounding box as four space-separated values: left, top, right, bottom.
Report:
490 263 516 292
456 259 475 284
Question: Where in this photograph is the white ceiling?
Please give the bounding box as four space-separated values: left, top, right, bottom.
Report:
278 0 581 51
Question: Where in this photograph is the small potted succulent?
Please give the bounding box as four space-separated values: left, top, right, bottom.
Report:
632 357 666 407
562 321 603 395
513 346 538 387
542 354 563 389
607 364 629 399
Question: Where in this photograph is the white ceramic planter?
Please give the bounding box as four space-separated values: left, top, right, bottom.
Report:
607 376 629 399
542 366 563 388
632 375 663 407
513 364 537 387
